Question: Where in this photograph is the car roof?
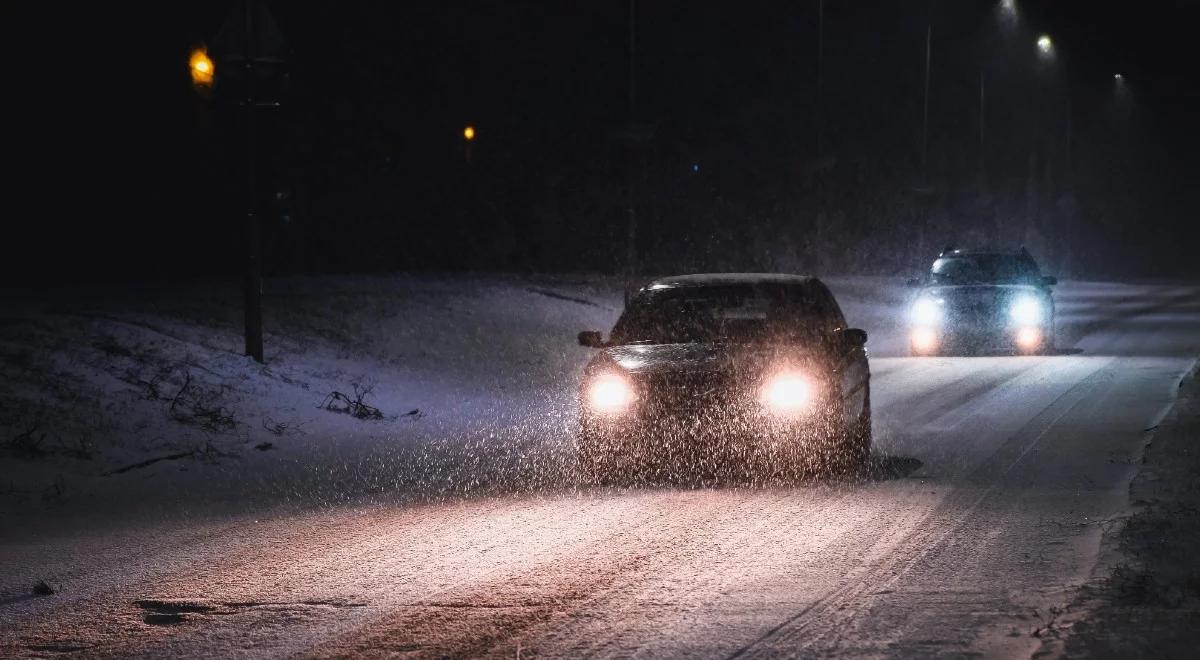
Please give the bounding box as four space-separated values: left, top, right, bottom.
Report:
937 248 1032 258
643 273 820 289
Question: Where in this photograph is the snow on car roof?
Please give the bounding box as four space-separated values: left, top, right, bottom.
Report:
644 273 819 289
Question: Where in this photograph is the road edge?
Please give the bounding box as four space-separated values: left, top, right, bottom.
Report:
1034 358 1200 658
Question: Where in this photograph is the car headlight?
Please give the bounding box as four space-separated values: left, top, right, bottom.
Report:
585 374 636 413
910 297 944 326
910 327 939 353
762 373 814 413
1015 326 1043 350
1009 295 1043 325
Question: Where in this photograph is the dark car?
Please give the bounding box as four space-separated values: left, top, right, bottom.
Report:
906 248 1057 356
576 274 871 479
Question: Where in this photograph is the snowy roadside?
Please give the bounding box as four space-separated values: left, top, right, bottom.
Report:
0 274 625 525
0 273 1174 528
1037 362 1200 657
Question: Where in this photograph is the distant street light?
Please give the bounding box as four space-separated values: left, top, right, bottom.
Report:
189 47 214 89
462 125 476 164
993 0 1022 32
1036 34 1053 55
1114 73 1129 98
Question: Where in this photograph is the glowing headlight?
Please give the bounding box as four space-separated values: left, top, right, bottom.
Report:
1015 326 1043 351
586 374 635 413
910 297 943 326
910 327 939 353
762 373 813 413
1009 296 1043 325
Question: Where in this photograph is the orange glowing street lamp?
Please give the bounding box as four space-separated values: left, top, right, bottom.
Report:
189 47 215 89
462 125 477 164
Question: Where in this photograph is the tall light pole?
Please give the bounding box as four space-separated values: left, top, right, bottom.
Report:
242 0 264 363
207 0 288 364
978 69 986 186
921 21 931 186
1064 95 1072 191
1033 34 1065 193
462 125 476 164
624 0 638 302
980 0 1017 190
813 0 826 275
816 0 824 158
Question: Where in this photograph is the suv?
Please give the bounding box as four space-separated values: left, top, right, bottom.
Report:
906 248 1057 356
576 274 871 479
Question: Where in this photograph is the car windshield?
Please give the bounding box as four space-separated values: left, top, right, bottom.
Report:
609 284 827 345
930 255 1040 284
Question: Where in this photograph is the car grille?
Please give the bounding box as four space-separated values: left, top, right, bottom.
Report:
637 372 746 414
945 290 1007 325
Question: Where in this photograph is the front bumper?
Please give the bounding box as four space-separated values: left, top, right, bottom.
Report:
581 403 841 455
910 323 1049 355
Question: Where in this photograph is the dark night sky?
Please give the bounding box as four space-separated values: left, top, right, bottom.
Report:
5 1 1198 285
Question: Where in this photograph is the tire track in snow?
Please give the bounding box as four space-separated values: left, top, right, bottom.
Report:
727 358 1117 657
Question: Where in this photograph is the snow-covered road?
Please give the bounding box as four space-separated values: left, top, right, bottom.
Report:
1 277 1198 657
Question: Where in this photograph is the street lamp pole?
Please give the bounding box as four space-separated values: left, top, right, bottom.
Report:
813 0 826 275
463 125 476 164
624 0 638 303
816 0 824 158
202 0 286 364
921 21 931 186
1064 95 1072 191
242 0 264 363
979 69 986 186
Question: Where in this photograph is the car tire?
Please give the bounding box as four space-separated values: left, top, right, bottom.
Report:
845 386 872 473
826 386 871 476
804 388 871 478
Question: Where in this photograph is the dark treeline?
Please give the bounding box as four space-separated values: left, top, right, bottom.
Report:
6 1 1197 285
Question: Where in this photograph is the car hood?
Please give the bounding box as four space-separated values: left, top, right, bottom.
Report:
923 283 1040 296
592 342 823 377
916 284 1050 324
921 283 1045 305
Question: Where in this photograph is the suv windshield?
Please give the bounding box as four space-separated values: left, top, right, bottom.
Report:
609 284 829 345
930 255 1040 285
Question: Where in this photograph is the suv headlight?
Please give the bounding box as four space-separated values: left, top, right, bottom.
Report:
585 374 636 413
910 297 944 326
1009 295 1043 325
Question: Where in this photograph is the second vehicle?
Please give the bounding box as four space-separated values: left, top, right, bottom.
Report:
906 248 1057 356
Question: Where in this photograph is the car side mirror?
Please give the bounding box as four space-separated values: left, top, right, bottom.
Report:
578 331 606 348
1041 275 1058 286
905 277 923 288
842 328 868 347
